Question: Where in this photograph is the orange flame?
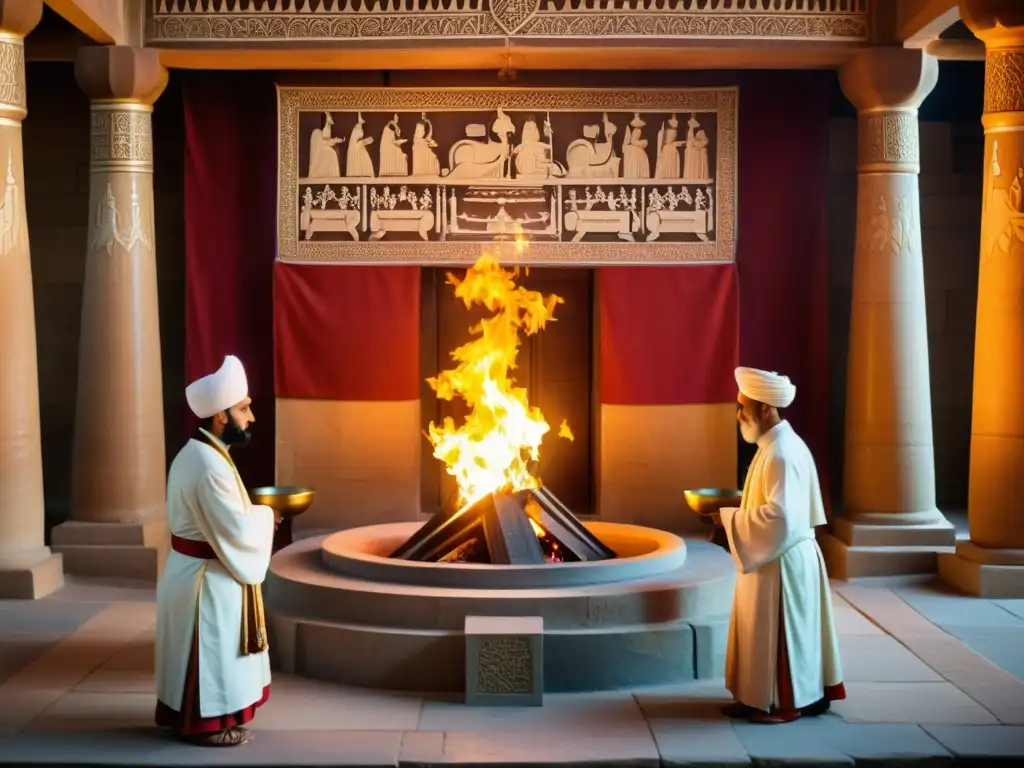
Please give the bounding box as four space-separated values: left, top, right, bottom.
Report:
427 254 570 509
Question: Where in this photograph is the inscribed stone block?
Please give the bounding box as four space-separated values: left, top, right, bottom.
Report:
464 615 543 707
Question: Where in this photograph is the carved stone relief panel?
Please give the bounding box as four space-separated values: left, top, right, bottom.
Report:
149 0 869 44
278 87 738 264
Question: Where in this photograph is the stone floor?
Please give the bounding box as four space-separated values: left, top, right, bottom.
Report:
0 573 1022 766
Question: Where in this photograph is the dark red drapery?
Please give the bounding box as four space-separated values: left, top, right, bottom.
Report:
183 74 278 484
735 72 831 496
273 263 421 401
599 264 739 405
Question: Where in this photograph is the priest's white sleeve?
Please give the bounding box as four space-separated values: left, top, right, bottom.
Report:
193 467 277 586
720 455 801 574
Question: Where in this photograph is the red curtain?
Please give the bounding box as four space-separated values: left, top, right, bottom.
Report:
183 74 278 484
273 263 421 401
736 72 831 498
599 264 738 404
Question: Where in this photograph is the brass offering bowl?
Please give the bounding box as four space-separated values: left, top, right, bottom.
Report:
249 485 315 518
683 488 742 524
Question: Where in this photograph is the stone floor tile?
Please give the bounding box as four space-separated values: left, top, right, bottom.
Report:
922 725 1024 758
399 730 445 765
45 576 157 605
25 691 154 731
896 585 1024 628
635 693 750 766
0 634 63 686
419 691 645 733
838 634 943 682
75 667 155 694
902 636 1024 725
0 600 107 635
783 718 953 762
836 586 946 638
733 715 853 766
0 728 403 765
993 599 1024 621
441 729 660 765
831 603 885 636
252 674 422 731
831 682 998 725
939 625 1024 680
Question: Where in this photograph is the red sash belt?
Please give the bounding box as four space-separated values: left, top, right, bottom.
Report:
171 535 217 560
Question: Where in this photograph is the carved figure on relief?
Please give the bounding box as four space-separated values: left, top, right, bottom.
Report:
307 112 344 179
369 185 434 241
379 114 409 178
654 114 683 179
563 186 639 242
301 185 361 241
89 180 151 255
446 108 516 180
646 185 713 242
565 113 620 179
347 113 375 178
682 114 710 181
412 113 441 177
622 114 650 179
0 150 22 258
513 113 566 180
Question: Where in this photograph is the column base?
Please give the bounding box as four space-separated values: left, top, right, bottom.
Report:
51 518 168 582
939 540 1024 598
0 550 65 599
819 514 956 579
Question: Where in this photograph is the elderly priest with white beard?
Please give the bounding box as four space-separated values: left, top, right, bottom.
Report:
717 367 845 725
155 355 277 747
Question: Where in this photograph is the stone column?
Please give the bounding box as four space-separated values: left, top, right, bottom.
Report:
50 47 169 582
0 0 65 599
820 48 957 580
940 1 1024 598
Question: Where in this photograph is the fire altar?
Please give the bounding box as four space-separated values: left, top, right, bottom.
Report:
265 256 736 692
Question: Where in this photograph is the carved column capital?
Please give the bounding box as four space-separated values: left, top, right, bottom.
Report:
0 0 43 123
840 48 938 174
76 47 167 174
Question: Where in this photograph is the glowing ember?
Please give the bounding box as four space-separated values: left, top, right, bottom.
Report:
427 254 572 510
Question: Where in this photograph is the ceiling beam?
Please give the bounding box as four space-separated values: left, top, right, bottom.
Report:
44 0 123 45
899 0 962 46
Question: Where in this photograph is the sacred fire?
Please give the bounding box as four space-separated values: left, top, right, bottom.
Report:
390 254 615 565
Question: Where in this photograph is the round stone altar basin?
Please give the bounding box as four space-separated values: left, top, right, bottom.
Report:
320 520 686 589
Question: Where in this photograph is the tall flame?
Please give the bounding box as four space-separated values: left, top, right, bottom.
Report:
427 254 570 509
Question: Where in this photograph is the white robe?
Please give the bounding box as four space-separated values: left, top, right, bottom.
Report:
719 420 843 712
155 433 276 718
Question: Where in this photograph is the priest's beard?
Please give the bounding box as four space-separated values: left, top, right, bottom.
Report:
739 419 761 445
221 414 252 449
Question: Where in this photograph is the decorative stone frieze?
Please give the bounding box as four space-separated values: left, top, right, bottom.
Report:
148 0 870 45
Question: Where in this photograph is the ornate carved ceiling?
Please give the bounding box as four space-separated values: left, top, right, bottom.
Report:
147 0 871 46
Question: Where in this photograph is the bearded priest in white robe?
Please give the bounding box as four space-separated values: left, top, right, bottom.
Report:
155 355 278 747
717 367 845 724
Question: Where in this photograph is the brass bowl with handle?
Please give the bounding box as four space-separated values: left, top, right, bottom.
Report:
683 487 742 523
249 485 315 518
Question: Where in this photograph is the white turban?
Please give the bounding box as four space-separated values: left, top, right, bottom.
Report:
185 355 249 419
734 366 796 409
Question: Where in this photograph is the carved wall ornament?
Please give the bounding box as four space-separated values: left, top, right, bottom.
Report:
475 636 535 695
88 180 153 256
0 149 23 258
148 0 869 44
985 50 1024 115
278 86 738 264
90 105 154 172
860 111 919 168
868 195 919 259
0 36 26 120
